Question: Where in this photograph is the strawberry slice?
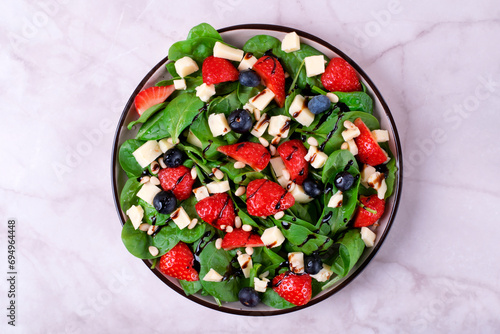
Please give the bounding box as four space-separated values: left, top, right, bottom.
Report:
353 195 386 227
277 139 309 185
246 179 295 217
202 56 239 85
252 55 285 107
220 228 264 250
353 118 388 166
158 242 199 281
272 271 312 306
195 193 235 230
217 142 271 172
158 166 195 201
321 58 361 92
134 85 175 115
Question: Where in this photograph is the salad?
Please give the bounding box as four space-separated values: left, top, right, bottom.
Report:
118 23 397 309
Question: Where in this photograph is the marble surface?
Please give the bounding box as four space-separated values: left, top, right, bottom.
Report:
1 0 500 333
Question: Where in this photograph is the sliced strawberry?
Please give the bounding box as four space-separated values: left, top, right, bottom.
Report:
157 166 195 201
321 58 361 92
272 271 312 306
246 179 295 217
353 195 386 227
134 85 175 115
277 139 309 185
353 118 388 166
220 228 264 250
217 142 271 172
158 242 199 281
252 55 285 107
202 56 239 85
195 193 235 230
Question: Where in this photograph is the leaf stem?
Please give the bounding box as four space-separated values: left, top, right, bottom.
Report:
288 59 306 94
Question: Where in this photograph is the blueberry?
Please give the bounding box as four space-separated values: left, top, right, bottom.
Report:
228 109 253 133
334 171 355 191
304 254 323 275
163 148 184 168
303 178 323 198
308 95 331 115
153 190 177 214
239 70 261 87
238 287 260 307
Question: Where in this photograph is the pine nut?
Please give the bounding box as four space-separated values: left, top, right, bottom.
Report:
212 168 224 180
307 137 319 147
326 92 339 103
139 223 150 232
140 176 150 184
254 109 261 121
226 226 233 233
147 225 158 235
341 142 349 150
271 136 281 146
259 271 270 279
159 158 167 169
269 145 277 156
286 182 296 193
150 176 160 186
150 161 160 174
259 137 269 147
242 224 252 232
191 167 197 180
148 246 159 256
215 238 223 250
234 162 246 169
245 247 254 255
274 211 285 220
220 225 226 230
235 216 242 228
235 186 246 197
344 120 356 130
188 218 198 230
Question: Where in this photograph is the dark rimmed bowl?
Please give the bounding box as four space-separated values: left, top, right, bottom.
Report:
111 24 403 316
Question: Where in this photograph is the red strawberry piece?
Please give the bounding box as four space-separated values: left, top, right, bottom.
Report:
246 179 295 217
195 193 235 230
134 85 175 115
158 166 195 201
202 56 240 85
277 139 309 185
220 228 264 250
252 55 285 107
272 271 312 306
321 58 361 92
353 195 386 227
158 242 199 281
353 118 388 166
217 142 271 172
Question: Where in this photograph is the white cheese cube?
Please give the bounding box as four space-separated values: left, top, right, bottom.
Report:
171 207 191 230
208 113 230 137
213 41 244 62
288 252 305 273
277 176 289 189
260 226 285 248
310 264 333 282
360 227 376 247
304 145 318 162
243 102 258 115
304 55 326 77
203 268 223 282
158 138 174 153
173 78 187 90
288 94 315 127
290 184 314 203
132 140 162 168
238 53 258 71
186 130 203 149
136 183 162 205
174 56 199 78
367 172 387 199
254 277 269 293
327 190 343 208
250 113 270 137
360 165 377 187
270 157 286 177
268 115 291 138
193 186 210 201
341 139 358 156
305 146 327 169
249 88 275 111
206 180 230 194
195 83 216 102
371 129 389 142
281 32 301 53
237 253 253 278
126 205 144 230
326 92 339 103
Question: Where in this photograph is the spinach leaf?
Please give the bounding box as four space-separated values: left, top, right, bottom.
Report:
136 109 170 140
329 230 365 277
215 81 239 96
127 103 167 130
168 37 219 64
380 143 398 199
334 91 374 114
187 23 222 41
287 202 319 223
118 139 145 177
208 90 241 115
322 149 359 183
179 280 202 296
120 178 141 211
278 44 326 90
189 110 226 160
243 35 281 58
261 289 295 309
271 218 333 255
163 93 205 143
237 84 260 105
165 62 179 78
137 199 170 226
121 220 179 259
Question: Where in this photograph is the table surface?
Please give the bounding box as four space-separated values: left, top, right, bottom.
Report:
2 1 500 333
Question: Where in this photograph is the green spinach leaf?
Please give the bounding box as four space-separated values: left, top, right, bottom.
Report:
163 93 205 143
118 139 145 177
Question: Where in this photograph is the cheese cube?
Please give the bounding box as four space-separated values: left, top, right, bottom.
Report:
206 180 230 194
281 32 300 53
327 190 343 208
136 183 162 205
254 277 269 293
290 184 314 203
367 172 387 199
250 113 270 137
341 139 358 156
174 56 199 78
268 115 291 138
310 264 333 282
326 92 339 103
126 205 144 230
171 207 191 230
243 102 258 115
237 253 253 278
360 165 377 187
288 252 304 273
193 186 210 201
186 130 203 148
213 41 244 62
238 53 258 71
208 113 230 137
132 140 162 168
277 176 289 189
270 157 286 177
305 145 327 169
371 129 389 142
249 88 275 111
288 94 315 127
173 78 186 90
304 55 326 77
261 226 285 248
203 268 223 282
158 138 174 153
195 83 216 102
360 227 376 247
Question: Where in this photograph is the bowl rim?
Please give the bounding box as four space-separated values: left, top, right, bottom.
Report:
111 23 403 316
